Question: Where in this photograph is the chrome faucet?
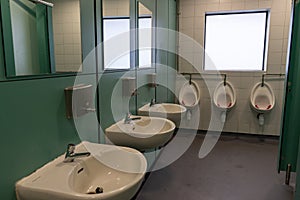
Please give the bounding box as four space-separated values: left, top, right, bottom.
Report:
124 113 141 124
150 98 156 107
64 144 90 163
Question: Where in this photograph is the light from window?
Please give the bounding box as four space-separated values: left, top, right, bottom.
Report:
139 17 152 68
103 18 130 69
204 11 269 71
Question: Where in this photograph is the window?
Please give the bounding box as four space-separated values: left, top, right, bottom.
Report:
204 10 269 71
103 18 130 69
138 17 152 68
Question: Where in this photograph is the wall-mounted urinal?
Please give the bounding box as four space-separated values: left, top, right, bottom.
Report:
179 80 200 120
250 82 275 126
213 81 236 122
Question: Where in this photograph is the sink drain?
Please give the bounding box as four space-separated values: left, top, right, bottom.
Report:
96 187 103 193
86 187 104 194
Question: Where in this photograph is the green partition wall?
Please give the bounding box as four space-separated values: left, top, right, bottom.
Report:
0 0 177 199
279 1 300 173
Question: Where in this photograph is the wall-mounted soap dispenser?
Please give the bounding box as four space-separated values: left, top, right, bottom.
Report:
147 73 158 88
122 77 137 97
64 84 96 119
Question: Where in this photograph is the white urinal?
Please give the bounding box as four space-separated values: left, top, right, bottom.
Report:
179 80 200 120
213 81 236 122
250 82 275 125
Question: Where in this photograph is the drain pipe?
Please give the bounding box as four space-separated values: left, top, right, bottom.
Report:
257 114 264 126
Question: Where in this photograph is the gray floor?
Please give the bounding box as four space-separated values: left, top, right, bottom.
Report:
135 133 294 200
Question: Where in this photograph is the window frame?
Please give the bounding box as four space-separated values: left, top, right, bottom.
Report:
203 10 270 72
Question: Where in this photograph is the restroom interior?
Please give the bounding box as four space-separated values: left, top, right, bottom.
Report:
1 0 300 199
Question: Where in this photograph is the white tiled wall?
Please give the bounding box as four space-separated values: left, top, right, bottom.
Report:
139 3 152 16
103 0 130 17
178 0 292 136
103 0 151 17
52 0 82 72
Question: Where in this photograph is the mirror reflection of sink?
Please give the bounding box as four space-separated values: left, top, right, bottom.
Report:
105 116 176 150
16 142 147 200
138 103 187 127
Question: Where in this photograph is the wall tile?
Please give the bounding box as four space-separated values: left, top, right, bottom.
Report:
245 1 259 9
195 4 207 16
259 0 272 8
219 3 232 10
269 26 284 39
271 12 286 26
178 0 290 136
52 0 82 72
268 39 283 52
206 3 220 12
182 5 195 17
231 2 245 10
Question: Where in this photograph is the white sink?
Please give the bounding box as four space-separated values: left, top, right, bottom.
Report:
138 103 187 127
16 142 147 200
105 116 175 150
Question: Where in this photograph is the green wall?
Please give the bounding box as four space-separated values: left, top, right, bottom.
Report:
0 0 177 199
0 1 98 200
0 77 88 200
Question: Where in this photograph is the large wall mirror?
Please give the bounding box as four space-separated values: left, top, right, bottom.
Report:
50 0 82 73
1 0 83 77
138 1 153 68
102 0 130 70
102 0 155 70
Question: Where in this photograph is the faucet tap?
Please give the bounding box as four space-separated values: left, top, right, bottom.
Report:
64 144 90 163
124 113 141 124
150 98 156 107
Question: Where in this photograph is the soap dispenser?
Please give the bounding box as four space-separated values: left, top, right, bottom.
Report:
64 84 96 119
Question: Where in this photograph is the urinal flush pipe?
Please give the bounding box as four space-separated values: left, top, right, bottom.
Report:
221 111 226 123
257 113 264 126
187 110 192 121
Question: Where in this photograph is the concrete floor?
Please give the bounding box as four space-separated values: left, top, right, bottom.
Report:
135 133 294 200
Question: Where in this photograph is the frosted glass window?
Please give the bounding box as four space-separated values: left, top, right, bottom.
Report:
204 11 269 71
103 18 130 69
139 17 152 68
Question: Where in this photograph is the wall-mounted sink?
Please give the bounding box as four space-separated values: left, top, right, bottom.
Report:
138 103 187 127
105 116 176 150
16 142 147 200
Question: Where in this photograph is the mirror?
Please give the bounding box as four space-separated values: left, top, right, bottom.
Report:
7 0 52 76
138 1 153 68
102 0 130 70
2 0 82 77
50 0 82 73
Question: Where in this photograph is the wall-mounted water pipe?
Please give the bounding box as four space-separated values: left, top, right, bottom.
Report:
261 73 286 87
223 74 227 86
181 72 227 84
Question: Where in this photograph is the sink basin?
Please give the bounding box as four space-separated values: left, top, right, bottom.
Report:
138 103 187 127
105 116 175 150
16 142 147 200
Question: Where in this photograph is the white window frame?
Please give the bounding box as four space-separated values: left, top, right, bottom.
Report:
204 10 270 71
